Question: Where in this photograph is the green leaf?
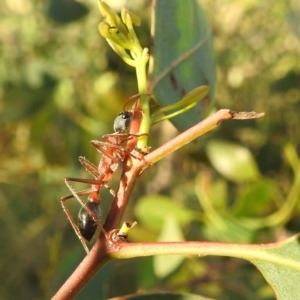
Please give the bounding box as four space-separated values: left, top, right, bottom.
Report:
206 179 228 211
234 180 276 217
0 74 57 121
47 0 89 23
154 215 185 278
109 291 216 300
151 85 210 125
203 216 255 243
149 0 215 131
206 140 260 182
251 235 300 300
134 195 196 232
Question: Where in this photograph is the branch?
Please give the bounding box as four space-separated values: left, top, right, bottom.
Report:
140 109 264 167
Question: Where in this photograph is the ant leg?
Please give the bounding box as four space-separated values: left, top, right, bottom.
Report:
91 139 150 166
102 133 149 148
123 93 152 112
77 158 116 196
91 134 146 154
125 148 152 167
62 187 99 201
94 133 148 158
78 157 100 178
101 132 146 144
63 179 109 240
64 177 115 197
61 195 90 253
90 140 124 163
102 132 133 141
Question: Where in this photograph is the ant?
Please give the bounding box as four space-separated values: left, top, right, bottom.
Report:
61 94 147 253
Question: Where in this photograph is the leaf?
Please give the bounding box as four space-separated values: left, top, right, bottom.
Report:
0 74 57 121
206 140 260 182
110 291 216 300
251 235 300 300
149 0 215 131
151 85 210 124
203 216 255 243
288 6 300 39
134 195 196 232
154 215 185 278
47 0 89 23
203 178 228 211
234 180 276 217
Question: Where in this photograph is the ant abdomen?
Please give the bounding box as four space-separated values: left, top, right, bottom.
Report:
78 202 101 242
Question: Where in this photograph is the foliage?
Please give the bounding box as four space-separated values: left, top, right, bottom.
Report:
0 0 300 299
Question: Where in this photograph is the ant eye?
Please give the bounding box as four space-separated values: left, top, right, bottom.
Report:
122 111 132 119
113 111 133 133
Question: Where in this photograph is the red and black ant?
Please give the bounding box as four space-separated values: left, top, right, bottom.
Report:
61 95 147 253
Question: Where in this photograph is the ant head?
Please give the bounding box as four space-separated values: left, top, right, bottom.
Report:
113 111 133 133
114 94 151 133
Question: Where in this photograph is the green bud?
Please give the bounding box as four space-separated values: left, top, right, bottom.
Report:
98 1 129 37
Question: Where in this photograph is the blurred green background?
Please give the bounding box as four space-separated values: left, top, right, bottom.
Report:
0 0 300 299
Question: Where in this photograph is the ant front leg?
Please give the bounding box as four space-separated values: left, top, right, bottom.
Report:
91 137 150 165
92 133 147 158
102 132 137 145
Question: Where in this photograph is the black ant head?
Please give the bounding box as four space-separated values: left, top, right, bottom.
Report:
113 111 133 133
113 94 151 133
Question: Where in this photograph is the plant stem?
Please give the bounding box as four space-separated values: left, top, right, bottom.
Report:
135 51 150 149
51 237 111 300
111 239 300 271
139 109 234 168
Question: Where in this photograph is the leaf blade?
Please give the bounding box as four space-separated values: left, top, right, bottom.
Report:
149 0 215 131
251 235 300 300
